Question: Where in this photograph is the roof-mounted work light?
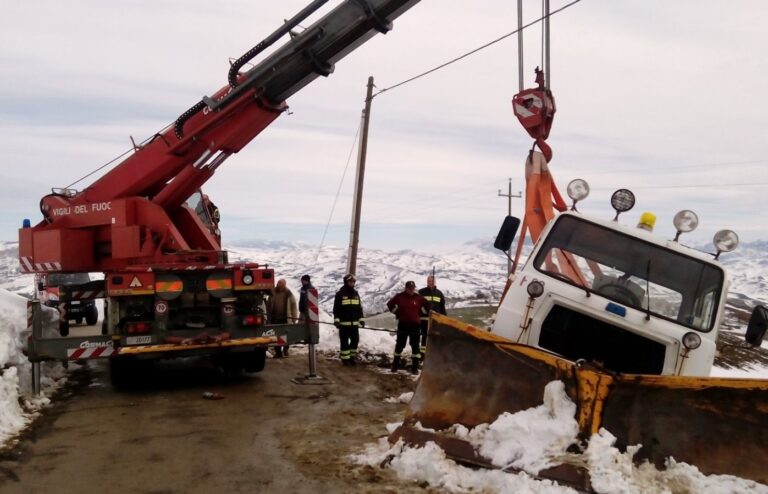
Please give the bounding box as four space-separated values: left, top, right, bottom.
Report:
566 179 590 211
672 210 699 241
610 189 635 221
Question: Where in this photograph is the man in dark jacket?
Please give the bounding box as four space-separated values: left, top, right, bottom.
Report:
333 274 363 366
418 275 446 356
298 274 314 323
387 281 427 374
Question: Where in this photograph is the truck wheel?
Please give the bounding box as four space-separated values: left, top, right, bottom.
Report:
243 348 267 373
222 360 243 377
109 357 136 389
85 305 99 326
59 319 70 337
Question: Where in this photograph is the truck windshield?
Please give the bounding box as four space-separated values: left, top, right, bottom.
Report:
533 215 724 332
185 191 213 226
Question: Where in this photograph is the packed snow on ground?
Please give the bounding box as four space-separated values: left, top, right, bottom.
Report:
0 289 68 445
711 363 768 379
383 391 413 404
354 381 768 494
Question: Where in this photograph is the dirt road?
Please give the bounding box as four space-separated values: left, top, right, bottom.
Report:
0 352 425 494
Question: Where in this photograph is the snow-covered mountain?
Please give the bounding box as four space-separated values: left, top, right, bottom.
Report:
1 238 766 316
227 239 511 315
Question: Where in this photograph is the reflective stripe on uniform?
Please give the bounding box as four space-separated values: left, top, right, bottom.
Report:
340 350 351 360
424 295 441 303
338 321 360 326
341 299 360 305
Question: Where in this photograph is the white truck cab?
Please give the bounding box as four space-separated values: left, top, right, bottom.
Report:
492 209 733 377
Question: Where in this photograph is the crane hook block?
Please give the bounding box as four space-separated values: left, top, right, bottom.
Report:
512 87 556 142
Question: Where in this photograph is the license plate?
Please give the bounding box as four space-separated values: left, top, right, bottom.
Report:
125 335 152 345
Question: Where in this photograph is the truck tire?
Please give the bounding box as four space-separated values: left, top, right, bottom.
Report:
109 357 136 389
85 305 99 326
243 348 267 373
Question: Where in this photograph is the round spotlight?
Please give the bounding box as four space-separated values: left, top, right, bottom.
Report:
713 230 739 253
242 272 254 285
682 332 701 350
610 189 636 215
526 280 545 298
673 210 699 233
566 179 590 202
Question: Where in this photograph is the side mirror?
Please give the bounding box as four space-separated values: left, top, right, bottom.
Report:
493 216 521 252
746 305 768 347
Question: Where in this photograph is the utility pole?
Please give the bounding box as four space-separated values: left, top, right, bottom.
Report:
346 76 374 276
498 178 522 275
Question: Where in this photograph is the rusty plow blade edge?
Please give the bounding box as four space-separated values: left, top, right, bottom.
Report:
390 313 768 486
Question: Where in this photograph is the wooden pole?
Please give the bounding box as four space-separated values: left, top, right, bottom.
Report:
346 76 374 275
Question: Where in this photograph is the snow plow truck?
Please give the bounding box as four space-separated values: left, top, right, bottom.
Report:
391 128 768 487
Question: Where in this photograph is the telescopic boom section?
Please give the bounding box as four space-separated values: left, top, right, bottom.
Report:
22 0 420 273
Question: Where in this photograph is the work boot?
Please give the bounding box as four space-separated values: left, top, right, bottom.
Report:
342 358 351 366
275 347 284 358
391 356 401 373
410 359 420 375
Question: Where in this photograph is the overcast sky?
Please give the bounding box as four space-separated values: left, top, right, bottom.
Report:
1 0 766 252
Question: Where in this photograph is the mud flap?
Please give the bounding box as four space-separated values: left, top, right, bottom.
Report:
392 313 768 485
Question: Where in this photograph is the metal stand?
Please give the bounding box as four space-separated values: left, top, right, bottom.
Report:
292 343 331 385
292 288 330 385
31 361 42 395
29 299 43 395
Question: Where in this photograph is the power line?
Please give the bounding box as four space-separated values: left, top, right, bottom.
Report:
314 120 362 264
576 159 768 177
593 182 768 191
373 0 583 97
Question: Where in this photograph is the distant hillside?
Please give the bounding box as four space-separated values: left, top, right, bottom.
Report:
1 238 765 318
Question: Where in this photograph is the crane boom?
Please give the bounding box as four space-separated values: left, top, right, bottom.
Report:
21 0 420 273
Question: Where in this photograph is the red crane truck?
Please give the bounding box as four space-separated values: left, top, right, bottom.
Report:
20 0 421 387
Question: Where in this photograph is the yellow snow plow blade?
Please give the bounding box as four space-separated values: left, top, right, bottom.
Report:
391 313 768 485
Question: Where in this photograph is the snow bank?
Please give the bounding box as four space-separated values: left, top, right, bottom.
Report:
314 308 397 357
586 429 768 494
0 289 67 445
355 379 768 493
353 438 576 494
464 381 579 474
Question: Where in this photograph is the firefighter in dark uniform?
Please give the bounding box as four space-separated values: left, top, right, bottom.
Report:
333 274 363 366
418 275 446 356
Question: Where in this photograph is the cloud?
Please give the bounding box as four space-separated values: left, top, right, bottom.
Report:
1 0 766 250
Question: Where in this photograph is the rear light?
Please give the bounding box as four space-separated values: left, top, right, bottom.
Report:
126 322 151 334
242 315 264 326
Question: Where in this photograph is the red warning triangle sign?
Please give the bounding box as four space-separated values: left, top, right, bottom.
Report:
129 276 143 288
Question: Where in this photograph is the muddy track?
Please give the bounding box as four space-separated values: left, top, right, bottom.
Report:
0 353 431 494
